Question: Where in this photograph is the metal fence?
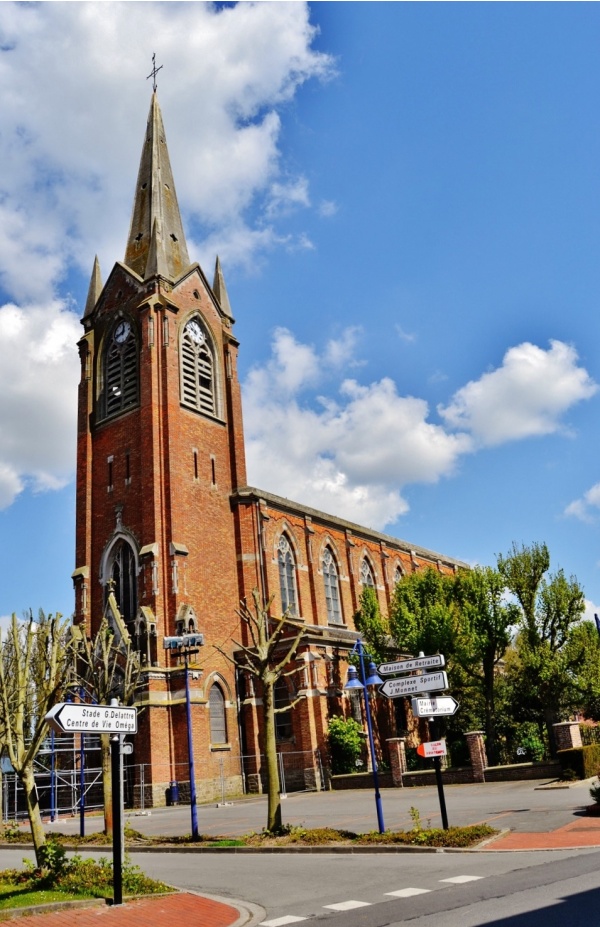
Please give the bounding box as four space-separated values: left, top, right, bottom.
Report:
1 742 325 822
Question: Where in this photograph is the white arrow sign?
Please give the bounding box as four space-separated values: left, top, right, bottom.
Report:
411 695 459 717
45 703 138 735
378 654 445 675
379 671 448 699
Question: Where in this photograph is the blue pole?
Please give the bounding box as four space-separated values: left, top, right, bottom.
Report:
50 729 55 823
184 651 198 839
357 640 385 834
79 731 85 837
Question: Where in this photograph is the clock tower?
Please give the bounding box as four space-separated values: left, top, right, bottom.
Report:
73 92 246 797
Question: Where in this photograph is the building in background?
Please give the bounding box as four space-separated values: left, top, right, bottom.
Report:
73 92 465 804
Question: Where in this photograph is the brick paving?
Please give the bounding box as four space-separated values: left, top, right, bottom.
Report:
0 892 242 926
487 815 600 850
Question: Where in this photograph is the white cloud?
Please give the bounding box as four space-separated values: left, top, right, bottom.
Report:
583 600 600 623
395 324 417 344
244 328 472 529
0 2 334 301
0 301 80 509
565 482 600 523
244 331 597 531
318 200 338 218
439 340 597 446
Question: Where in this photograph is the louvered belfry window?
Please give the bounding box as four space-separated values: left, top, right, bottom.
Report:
103 321 138 418
181 317 216 416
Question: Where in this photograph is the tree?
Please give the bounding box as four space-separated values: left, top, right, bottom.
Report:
0 612 74 866
353 587 389 664
74 607 143 837
497 542 585 754
451 567 518 763
217 590 307 832
389 567 458 660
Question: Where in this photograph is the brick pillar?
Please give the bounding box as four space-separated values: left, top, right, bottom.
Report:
465 730 487 783
553 721 583 751
387 737 407 787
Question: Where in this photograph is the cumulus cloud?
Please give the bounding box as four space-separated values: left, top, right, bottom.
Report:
565 482 600 523
0 301 80 509
244 328 472 529
439 340 597 446
0 2 334 300
244 332 596 531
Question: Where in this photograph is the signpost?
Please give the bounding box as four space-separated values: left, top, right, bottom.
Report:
46 703 137 735
411 696 459 718
376 651 455 830
378 654 445 675
417 739 446 758
379 671 448 699
45 700 136 906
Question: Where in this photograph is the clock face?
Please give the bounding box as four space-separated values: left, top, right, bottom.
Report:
114 320 131 344
186 320 205 345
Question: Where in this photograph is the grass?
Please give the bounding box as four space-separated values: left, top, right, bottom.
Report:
0 844 171 914
2 821 498 850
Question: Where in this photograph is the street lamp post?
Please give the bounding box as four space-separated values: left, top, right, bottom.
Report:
344 638 385 834
163 633 204 841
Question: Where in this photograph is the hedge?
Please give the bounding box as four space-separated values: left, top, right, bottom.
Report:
557 744 600 779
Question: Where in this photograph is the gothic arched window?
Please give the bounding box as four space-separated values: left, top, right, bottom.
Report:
323 547 343 625
278 534 298 616
209 683 227 744
107 539 138 631
102 318 138 419
274 678 293 741
393 565 403 587
180 317 217 416
360 558 375 588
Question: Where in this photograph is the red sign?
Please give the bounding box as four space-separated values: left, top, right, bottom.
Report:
416 739 446 758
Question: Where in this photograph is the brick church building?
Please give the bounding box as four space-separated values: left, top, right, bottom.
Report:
73 92 465 804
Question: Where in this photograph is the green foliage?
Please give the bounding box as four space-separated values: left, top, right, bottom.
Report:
327 715 365 774
557 744 600 780
354 588 389 663
589 779 600 803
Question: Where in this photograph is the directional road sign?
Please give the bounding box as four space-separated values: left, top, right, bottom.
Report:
411 695 459 717
379 671 448 699
45 703 138 735
417 739 447 758
378 654 445 676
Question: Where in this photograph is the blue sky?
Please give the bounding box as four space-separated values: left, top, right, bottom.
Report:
1 2 599 624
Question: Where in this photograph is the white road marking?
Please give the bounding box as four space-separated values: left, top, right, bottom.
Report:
440 875 484 884
324 900 372 912
261 917 308 927
386 887 432 897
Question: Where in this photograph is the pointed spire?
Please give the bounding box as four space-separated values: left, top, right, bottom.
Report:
212 256 234 321
124 93 190 281
83 255 103 318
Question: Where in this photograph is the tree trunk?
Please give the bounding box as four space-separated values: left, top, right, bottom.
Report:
483 660 498 766
100 733 113 836
263 681 282 833
21 764 46 867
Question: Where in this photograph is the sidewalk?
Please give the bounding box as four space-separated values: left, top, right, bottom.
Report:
487 813 600 850
0 892 247 927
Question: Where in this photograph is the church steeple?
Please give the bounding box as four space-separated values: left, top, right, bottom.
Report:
124 92 190 281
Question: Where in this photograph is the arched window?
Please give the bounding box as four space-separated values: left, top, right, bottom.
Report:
180 317 217 416
278 535 298 616
106 539 138 631
274 678 293 741
393 565 403 587
209 684 227 744
360 558 375 588
102 318 138 419
323 547 343 625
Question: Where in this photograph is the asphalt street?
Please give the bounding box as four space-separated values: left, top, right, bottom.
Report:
37 777 596 839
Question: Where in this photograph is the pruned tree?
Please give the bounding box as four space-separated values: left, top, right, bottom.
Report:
0 611 74 866
217 589 307 832
74 605 143 836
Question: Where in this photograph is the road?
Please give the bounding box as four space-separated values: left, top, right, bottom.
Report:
37 778 596 839
1 844 597 926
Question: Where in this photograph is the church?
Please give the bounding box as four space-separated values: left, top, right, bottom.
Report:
73 92 466 805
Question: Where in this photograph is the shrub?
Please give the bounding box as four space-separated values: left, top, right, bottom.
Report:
558 744 600 780
328 715 365 775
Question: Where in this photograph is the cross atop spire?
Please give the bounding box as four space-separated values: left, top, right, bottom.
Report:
124 93 190 281
147 53 163 93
